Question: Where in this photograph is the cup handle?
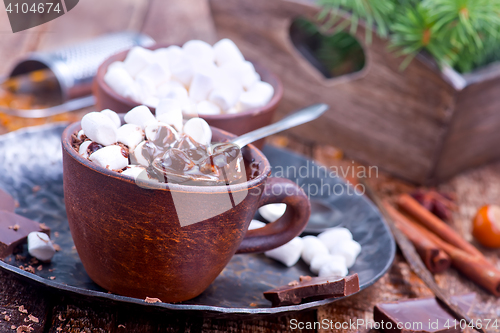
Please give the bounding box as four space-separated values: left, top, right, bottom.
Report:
236 177 311 254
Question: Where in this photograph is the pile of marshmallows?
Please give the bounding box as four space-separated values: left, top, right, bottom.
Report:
104 39 274 115
78 105 212 176
250 204 362 277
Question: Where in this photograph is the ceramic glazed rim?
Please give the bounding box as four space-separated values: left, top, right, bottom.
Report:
62 121 271 194
94 44 284 120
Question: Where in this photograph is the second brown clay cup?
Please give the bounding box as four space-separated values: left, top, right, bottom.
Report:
92 45 284 148
62 121 310 303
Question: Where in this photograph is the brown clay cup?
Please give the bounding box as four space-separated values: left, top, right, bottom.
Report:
62 122 310 303
92 45 284 148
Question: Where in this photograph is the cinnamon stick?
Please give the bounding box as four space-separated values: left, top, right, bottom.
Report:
383 202 451 274
396 208 500 297
397 194 483 258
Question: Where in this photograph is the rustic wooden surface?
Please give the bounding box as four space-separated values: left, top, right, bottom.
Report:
209 0 500 186
1 1 500 332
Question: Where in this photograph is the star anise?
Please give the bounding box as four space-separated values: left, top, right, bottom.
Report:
410 189 457 222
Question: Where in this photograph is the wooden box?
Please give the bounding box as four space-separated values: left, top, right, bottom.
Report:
208 0 500 184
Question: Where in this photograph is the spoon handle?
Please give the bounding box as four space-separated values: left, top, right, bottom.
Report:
231 103 329 148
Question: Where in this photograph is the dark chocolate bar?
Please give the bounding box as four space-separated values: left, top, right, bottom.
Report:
374 293 476 333
263 274 359 307
0 211 47 259
0 188 16 213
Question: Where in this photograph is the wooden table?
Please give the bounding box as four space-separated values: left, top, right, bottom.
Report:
1 1 500 332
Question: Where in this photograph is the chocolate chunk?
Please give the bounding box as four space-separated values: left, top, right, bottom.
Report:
374 293 476 333
263 273 359 307
0 188 16 213
0 211 48 259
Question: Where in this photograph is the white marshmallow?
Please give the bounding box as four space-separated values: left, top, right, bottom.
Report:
79 141 93 159
165 46 184 66
310 254 346 275
144 96 160 108
108 61 125 72
240 61 260 90
248 219 266 230
183 40 215 64
155 98 184 132
145 122 179 142
123 46 154 78
89 145 128 170
239 81 274 111
170 56 194 87
151 48 170 71
265 237 304 267
117 124 144 151
258 203 286 222
301 236 329 265
104 65 136 97
183 117 212 146
77 130 85 140
219 61 258 90
81 112 117 146
134 78 156 102
189 72 214 102
27 232 55 262
100 109 121 129
208 84 242 111
122 165 146 180
131 141 149 167
225 107 239 114
156 81 188 99
213 39 245 66
196 100 221 115
318 261 348 278
329 239 362 268
136 62 171 88
181 99 198 116
317 227 353 252
124 105 157 130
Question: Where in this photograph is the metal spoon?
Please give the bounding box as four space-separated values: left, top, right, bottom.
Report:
151 103 329 185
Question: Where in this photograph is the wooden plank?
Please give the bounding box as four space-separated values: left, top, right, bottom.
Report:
34 0 150 51
209 0 456 184
141 0 217 45
432 77 500 183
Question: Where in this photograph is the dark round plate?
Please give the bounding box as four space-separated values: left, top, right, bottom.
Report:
0 124 395 316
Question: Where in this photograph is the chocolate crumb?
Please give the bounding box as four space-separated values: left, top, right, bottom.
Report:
16 325 34 333
5 315 10 321
15 255 26 261
18 306 27 314
53 244 61 252
32 185 41 193
144 297 162 303
25 266 35 274
27 315 38 323
9 224 20 231
36 265 42 271
39 223 49 231
49 276 56 280
18 266 24 271
29 258 38 265
249 303 257 307
288 280 299 286
300 275 312 282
